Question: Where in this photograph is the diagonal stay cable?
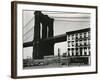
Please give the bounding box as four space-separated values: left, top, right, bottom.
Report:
23 16 34 29
23 26 34 36
24 31 34 42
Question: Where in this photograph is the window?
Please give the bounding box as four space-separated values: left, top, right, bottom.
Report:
72 48 74 56
80 33 82 38
84 48 87 55
76 33 78 39
68 41 70 47
72 41 74 46
68 35 70 40
72 34 74 40
84 32 86 38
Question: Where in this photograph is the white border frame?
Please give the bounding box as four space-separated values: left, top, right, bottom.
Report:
16 2 97 77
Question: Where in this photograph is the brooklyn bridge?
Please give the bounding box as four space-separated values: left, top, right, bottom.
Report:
23 11 66 59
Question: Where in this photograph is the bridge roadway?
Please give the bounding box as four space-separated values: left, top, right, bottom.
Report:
23 33 66 48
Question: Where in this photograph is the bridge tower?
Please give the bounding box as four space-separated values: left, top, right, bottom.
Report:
33 11 54 59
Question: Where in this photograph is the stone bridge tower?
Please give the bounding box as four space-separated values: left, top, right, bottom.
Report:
33 11 54 59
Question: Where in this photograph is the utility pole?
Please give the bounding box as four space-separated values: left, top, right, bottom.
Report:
58 48 61 66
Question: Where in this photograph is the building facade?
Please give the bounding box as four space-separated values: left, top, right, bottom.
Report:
66 28 91 65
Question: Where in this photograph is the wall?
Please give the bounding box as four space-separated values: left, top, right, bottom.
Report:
0 0 100 80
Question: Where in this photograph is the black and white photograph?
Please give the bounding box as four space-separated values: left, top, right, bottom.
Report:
23 10 91 69
11 1 97 78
